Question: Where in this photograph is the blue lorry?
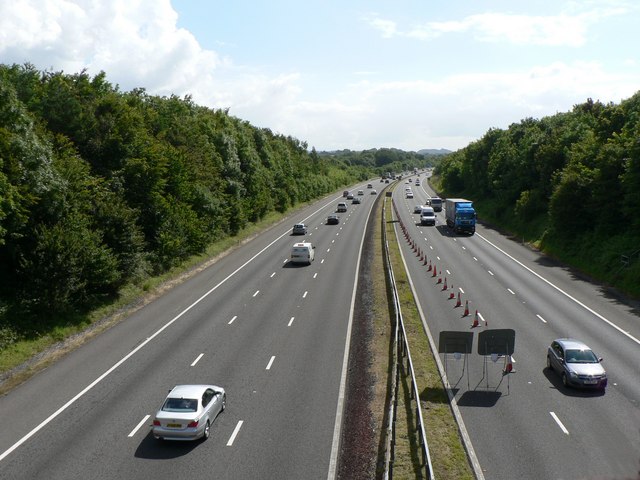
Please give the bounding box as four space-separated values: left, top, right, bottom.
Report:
445 198 476 235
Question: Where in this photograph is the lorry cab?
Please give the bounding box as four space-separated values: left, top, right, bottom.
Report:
429 197 442 212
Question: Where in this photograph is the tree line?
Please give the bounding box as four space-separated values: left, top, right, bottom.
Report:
0 64 440 346
435 93 640 297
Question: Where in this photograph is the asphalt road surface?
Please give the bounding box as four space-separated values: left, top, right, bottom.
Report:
0 184 380 480
393 175 640 480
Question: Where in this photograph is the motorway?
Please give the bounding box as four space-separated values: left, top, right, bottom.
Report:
393 174 640 480
0 183 380 480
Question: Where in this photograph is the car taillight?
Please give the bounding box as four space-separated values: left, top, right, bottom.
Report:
187 420 199 428
153 419 160 426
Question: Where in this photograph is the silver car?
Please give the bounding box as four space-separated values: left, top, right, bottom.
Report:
292 223 307 235
547 339 607 390
152 384 226 440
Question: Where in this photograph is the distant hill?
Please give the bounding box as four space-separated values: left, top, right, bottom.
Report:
417 148 451 155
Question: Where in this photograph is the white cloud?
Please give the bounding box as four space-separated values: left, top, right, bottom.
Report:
369 5 632 47
1 1 638 152
0 0 222 94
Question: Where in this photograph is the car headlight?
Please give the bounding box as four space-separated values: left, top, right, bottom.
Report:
569 370 579 378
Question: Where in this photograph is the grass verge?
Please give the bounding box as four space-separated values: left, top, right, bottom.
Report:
382 195 474 480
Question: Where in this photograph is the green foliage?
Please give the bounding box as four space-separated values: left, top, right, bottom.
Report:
0 63 372 335
436 93 640 297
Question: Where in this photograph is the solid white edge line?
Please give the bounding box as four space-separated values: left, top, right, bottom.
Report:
266 356 275 370
128 414 151 438
393 199 486 480
476 233 640 346
0 193 344 464
549 412 569 435
191 353 204 367
326 189 373 480
227 420 244 446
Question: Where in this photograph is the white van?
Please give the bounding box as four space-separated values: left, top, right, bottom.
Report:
290 242 315 265
420 207 436 226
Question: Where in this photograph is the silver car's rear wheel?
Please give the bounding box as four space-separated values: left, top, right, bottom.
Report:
203 420 211 440
546 356 552 369
561 373 569 387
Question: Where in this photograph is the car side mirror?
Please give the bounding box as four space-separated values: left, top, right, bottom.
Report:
313 245 316 249
599 357 603 362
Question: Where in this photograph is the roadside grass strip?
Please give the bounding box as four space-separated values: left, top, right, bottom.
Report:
383 196 474 480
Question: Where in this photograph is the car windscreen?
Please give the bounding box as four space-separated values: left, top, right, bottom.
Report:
565 349 599 363
162 398 198 412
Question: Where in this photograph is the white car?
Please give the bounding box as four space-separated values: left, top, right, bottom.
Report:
406 191 414 198
152 385 226 441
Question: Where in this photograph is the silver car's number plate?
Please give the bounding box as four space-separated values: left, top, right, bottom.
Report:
166 423 182 428
583 380 597 384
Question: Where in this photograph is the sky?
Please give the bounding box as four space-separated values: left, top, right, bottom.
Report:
1 1 639 152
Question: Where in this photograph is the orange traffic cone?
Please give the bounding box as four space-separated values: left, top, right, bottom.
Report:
436 276 442 284
503 355 513 374
471 310 479 328
442 278 448 290
427 261 432 271
432 265 437 277
448 292 455 299
462 300 469 316
455 292 462 307
423 255 428 265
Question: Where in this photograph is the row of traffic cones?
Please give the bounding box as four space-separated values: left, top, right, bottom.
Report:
393 199 488 330
392 199 512 374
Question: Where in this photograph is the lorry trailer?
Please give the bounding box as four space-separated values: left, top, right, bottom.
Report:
445 198 476 235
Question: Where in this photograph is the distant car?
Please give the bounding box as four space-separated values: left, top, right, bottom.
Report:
337 202 347 212
357 190 364 195
380 179 384 182
352 197 361 204
367 183 373 188
414 205 424 213
371 189 377 195
346 193 354 200
385 179 389 183
292 223 307 235
406 191 414 198
547 338 607 390
327 214 340 225
152 385 226 441
343 190 349 197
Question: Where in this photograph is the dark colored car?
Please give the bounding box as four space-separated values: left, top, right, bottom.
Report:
327 215 340 225
547 338 607 390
